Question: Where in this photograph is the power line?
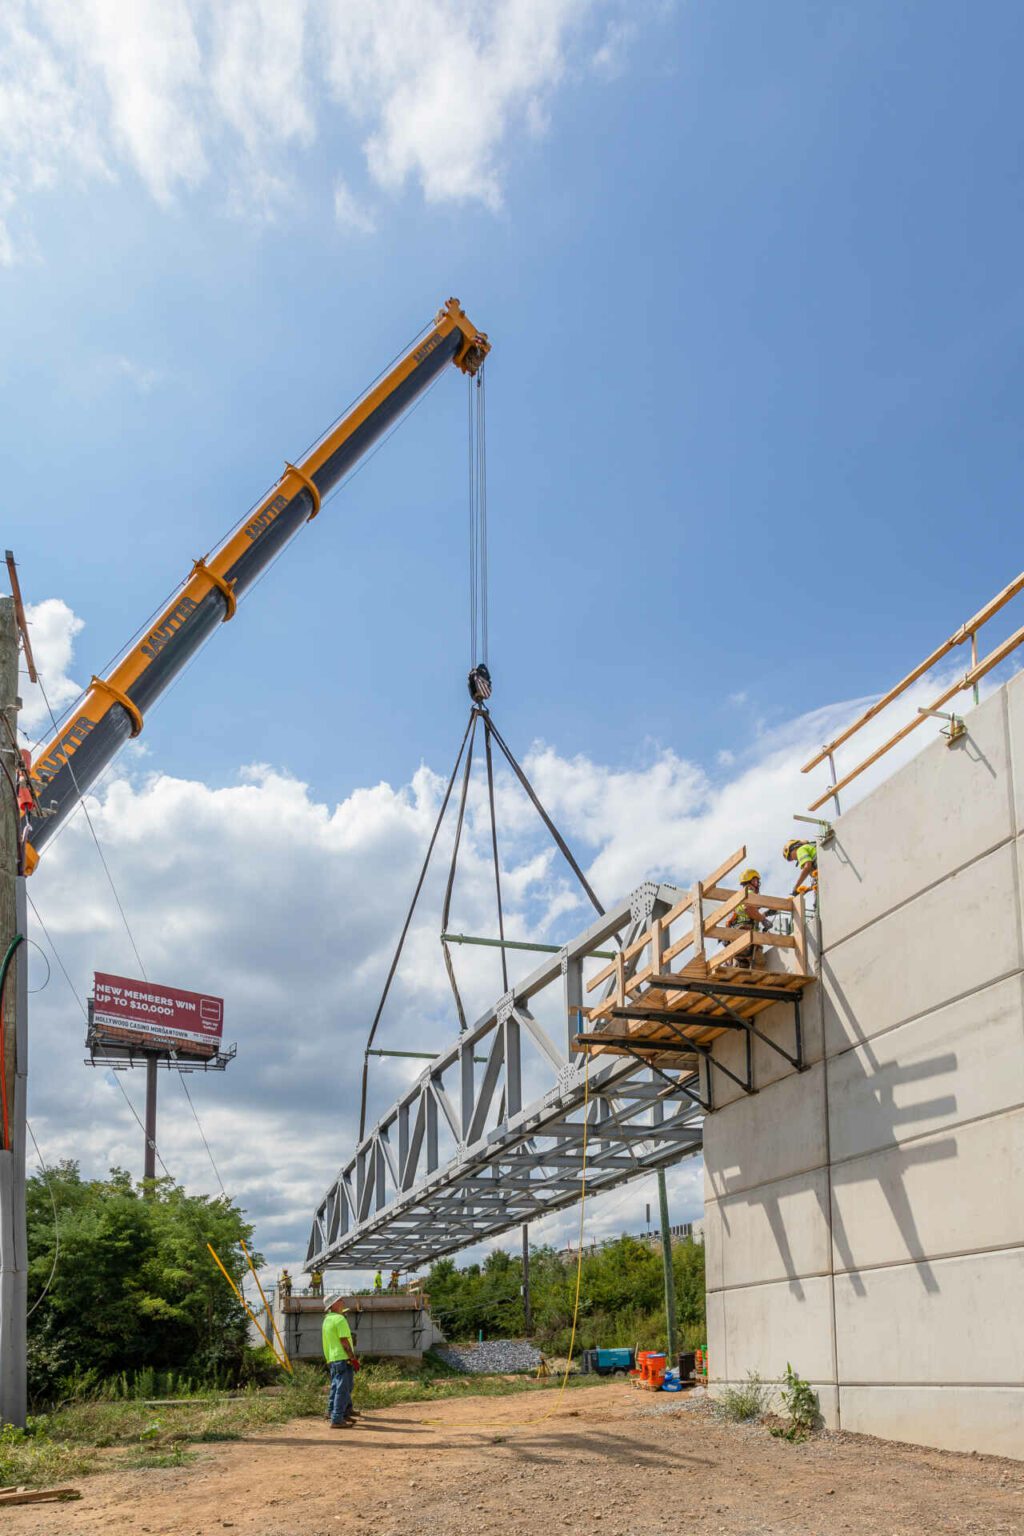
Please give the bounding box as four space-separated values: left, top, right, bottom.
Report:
178 1073 228 1200
25 1119 59 1318
27 888 173 1180
34 667 148 980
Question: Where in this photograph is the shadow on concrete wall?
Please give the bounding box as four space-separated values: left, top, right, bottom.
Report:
823 962 957 1294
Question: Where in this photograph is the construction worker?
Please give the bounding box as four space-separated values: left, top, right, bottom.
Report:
309 1268 324 1298
373 1269 383 1293
783 838 818 895
725 868 773 968
388 1269 400 1294
322 1294 360 1429
279 1268 292 1300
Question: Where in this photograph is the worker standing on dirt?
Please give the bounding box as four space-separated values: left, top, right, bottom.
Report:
725 868 772 969
322 1295 360 1429
783 838 818 894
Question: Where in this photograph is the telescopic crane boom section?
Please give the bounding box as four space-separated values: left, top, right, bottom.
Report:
24 298 489 873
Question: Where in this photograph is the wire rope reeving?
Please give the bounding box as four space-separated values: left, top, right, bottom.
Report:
478 365 488 668
468 375 477 669
358 710 476 1140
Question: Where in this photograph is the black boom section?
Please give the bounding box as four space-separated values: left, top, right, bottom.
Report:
29 327 463 857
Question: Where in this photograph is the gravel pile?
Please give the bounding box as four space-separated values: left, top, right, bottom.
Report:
435 1339 543 1374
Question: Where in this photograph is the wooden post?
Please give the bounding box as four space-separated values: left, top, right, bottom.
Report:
657 1168 677 1363
0 596 27 1427
691 882 706 963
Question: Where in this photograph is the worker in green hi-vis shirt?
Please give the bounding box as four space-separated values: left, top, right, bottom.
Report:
322 1296 360 1428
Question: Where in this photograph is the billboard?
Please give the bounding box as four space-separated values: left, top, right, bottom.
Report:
91 972 224 1058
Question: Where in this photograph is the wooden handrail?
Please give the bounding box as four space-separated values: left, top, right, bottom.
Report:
585 856 806 1020
806 612 1024 814
801 570 1024 775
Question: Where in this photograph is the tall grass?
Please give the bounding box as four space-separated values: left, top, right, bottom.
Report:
1 1362 604 1487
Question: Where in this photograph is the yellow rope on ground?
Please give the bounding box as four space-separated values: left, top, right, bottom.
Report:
411 1052 591 1433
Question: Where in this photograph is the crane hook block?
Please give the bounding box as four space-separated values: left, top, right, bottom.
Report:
468 664 493 704
283 461 323 520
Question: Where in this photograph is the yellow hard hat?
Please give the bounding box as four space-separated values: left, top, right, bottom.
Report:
739 868 761 886
782 839 802 860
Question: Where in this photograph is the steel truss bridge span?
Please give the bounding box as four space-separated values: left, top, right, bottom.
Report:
306 884 704 1272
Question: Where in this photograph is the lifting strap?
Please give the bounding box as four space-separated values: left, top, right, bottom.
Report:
358 703 605 1141
358 712 476 1139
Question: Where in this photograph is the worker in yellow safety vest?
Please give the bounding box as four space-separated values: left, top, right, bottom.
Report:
725 868 773 969
373 1269 383 1293
322 1295 360 1428
309 1268 324 1297
279 1268 292 1299
783 839 818 894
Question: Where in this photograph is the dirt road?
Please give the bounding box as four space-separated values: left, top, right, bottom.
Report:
7 1384 1023 1536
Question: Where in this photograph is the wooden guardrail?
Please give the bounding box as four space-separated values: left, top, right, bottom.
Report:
584 846 809 1023
802 570 1024 815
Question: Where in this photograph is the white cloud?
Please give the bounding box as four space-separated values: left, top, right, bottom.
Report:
0 0 637 259
107 354 164 393
333 177 375 234
323 0 587 210
19 598 84 739
25 594 1009 1279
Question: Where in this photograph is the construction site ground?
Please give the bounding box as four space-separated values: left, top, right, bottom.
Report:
6 1382 1022 1536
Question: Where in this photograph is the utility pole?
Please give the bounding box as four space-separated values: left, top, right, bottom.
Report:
521 1223 531 1335
657 1168 677 1363
144 1054 158 1184
0 597 28 1427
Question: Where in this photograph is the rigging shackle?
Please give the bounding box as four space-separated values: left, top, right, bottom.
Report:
467 663 493 704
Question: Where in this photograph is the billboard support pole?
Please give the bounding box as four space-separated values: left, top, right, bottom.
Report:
0 596 28 1427
144 1054 158 1186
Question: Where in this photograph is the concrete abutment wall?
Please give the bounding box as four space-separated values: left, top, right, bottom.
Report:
703 672 1024 1458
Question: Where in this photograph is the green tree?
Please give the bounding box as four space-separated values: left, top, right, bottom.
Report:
26 1161 260 1402
425 1234 706 1354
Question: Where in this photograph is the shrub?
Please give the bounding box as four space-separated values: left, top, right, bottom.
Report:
772 1363 821 1441
716 1371 771 1422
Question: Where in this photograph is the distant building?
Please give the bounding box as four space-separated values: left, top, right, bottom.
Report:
558 1220 704 1262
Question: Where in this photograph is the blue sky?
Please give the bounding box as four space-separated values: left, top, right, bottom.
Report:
4 1 1023 1270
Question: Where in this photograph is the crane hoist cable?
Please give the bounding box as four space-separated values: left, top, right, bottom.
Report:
358 349 606 1141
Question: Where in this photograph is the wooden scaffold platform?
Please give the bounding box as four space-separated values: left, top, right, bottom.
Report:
574 847 814 1110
